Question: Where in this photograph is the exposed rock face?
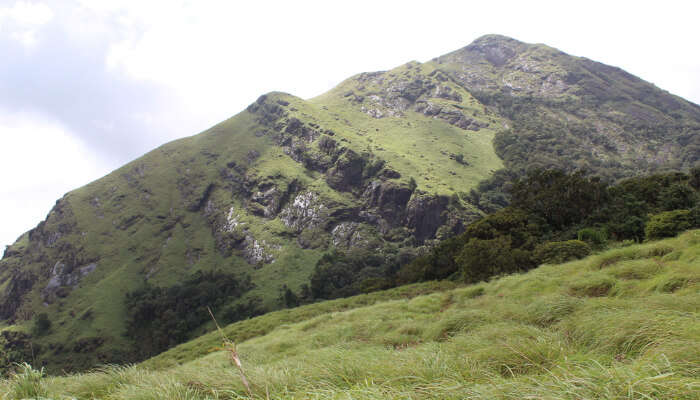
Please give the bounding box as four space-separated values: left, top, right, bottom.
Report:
280 192 328 232
0 269 36 320
350 63 484 131
246 94 285 124
29 199 76 248
242 236 276 265
414 101 484 130
42 261 98 304
249 186 283 217
224 206 244 232
205 202 277 265
284 117 320 142
363 180 414 228
326 150 366 191
405 194 450 243
331 222 371 249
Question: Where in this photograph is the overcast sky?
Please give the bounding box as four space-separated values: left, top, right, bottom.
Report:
1 0 699 248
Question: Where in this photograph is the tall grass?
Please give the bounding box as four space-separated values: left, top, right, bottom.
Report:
2 363 47 399
2 230 698 399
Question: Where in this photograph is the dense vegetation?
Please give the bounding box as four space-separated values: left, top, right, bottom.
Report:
401 168 700 284
124 271 260 358
2 231 697 399
305 168 700 300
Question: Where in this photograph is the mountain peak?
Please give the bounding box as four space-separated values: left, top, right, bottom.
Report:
434 34 528 67
470 33 521 45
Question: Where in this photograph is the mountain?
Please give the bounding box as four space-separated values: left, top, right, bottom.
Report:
1 34 699 372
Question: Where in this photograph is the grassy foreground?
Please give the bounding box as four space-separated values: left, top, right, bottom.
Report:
2 231 699 399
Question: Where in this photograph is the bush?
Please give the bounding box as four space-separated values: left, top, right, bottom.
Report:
689 166 700 190
125 270 256 358
309 249 391 300
691 204 700 227
660 183 697 211
456 236 532 283
644 210 692 240
534 240 591 264
577 228 608 249
32 313 51 336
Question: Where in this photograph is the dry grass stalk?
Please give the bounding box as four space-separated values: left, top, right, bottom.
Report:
207 307 253 398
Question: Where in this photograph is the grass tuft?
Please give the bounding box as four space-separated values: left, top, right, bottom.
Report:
3 363 47 400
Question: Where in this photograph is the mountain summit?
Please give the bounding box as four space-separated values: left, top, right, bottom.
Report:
1 35 698 372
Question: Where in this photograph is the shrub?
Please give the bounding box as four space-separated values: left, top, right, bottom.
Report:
644 210 692 240
534 240 591 264
456 236 532 283
408 177 417 192
124 270 257 358
660 183 697 211
691 204 700 227
577 228 608 249
690 166 700 190
32 313 51 336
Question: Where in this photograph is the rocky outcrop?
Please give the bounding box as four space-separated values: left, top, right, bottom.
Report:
28 198 77 248
207 203 277 265
246 94 285 125
249 186 283 218
414 101 484 130
280 192 328 233
0 269 36 320
331 222 373 249
405 194 450 243
241 236 277 265
42 261 98 304
349 64 483 131
362 180 414 228
187 183 215 212
326 150 366 191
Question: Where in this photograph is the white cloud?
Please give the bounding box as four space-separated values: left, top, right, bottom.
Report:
0 110 111 247
0 1 53 26
0 1 53 47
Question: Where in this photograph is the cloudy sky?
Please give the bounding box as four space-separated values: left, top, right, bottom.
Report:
1 0 699 248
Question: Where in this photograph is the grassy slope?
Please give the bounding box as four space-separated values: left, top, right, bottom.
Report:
310 61 504 195
3 230 697 399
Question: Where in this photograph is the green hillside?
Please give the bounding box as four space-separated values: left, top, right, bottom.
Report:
1 34 698 371
2 230 698 399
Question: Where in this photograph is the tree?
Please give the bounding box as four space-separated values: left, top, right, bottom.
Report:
279 285 299 308
456 236 531 283
645 210 693 240
689 166 700 190
32 313 51 336
660 183 697 211
533 240 591 264
510 169 608 230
